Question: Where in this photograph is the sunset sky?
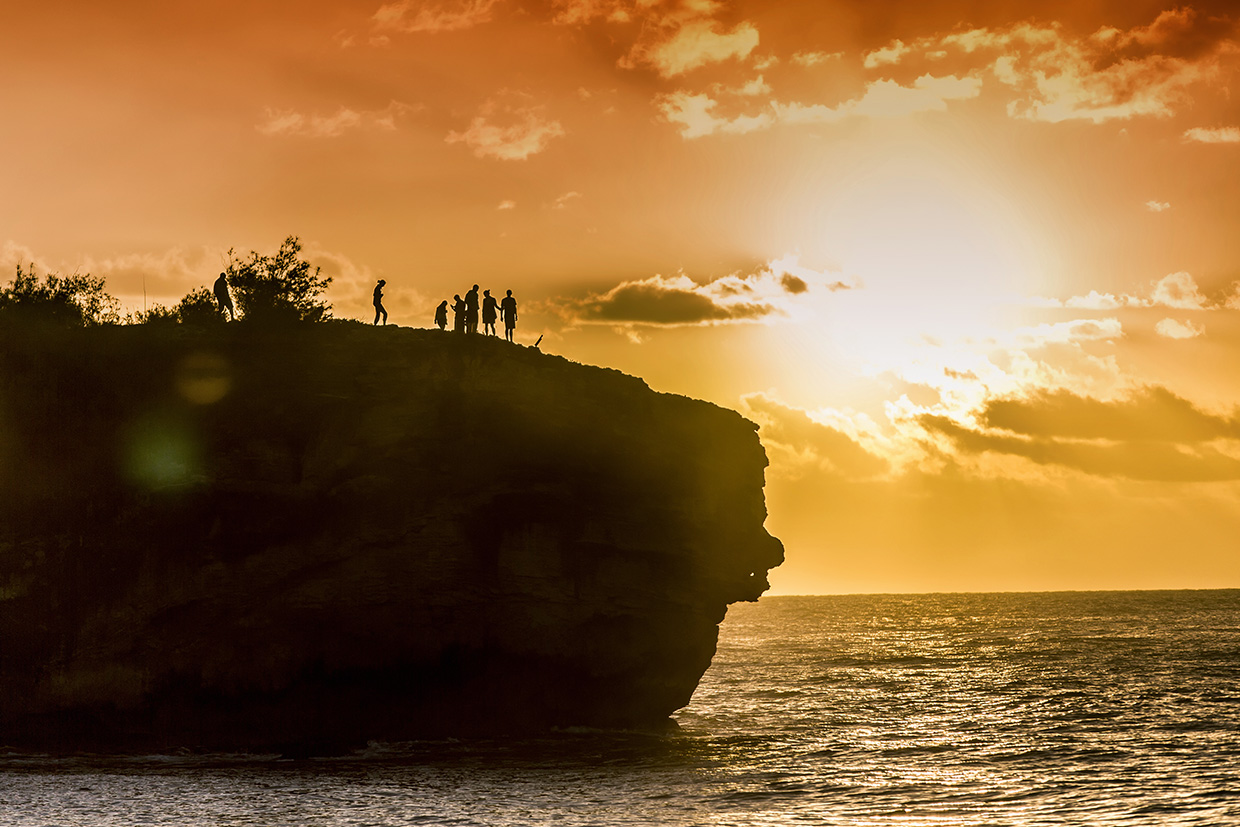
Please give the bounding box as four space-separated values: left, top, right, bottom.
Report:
5 0 1240 594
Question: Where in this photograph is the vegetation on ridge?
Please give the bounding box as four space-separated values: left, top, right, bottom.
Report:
0 236 329 327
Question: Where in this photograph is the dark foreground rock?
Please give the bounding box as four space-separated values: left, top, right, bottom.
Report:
0 322 783 753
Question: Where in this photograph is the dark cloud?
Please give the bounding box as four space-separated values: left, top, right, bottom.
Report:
982 386 1240 442
780 273 808 294
744 394 888 479
1105 7 1237 64
576 280 775 324
914 385 1240 481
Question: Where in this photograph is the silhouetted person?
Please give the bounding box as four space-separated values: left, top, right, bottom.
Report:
501 289 517 343
434 300 448 331
214 272 234 321
452 294 466 333
465 284 480 334
373 279 387 325
482 289 499 336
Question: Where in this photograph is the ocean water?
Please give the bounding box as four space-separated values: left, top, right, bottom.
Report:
3 590 1239 826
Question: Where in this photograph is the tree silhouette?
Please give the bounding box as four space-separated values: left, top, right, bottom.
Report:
0 265 119 326
225 236 332 323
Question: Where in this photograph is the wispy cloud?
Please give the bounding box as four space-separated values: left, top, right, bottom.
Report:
372 0 501 33
257 101 419 138
863 39 909 69
551 0 760 78
1145 200 1171 212
791 51 841 67
742 393 890 480
1183 125 1240 143
866 8 1236 124
446 97 565 160
624 18 759 77
1155 318 1205 339
1054 271 1218 311
659 73 981 139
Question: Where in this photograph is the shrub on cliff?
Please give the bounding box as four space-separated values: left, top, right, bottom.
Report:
225 236 332 324
0 265 120 327
176 286 228 325
128 287 224 326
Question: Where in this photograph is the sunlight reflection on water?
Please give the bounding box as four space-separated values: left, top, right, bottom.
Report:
2 591 1238 826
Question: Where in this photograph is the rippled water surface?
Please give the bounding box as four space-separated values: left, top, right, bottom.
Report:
4 591 1239 825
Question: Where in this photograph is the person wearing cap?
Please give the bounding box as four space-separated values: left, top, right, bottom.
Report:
373 279 388 325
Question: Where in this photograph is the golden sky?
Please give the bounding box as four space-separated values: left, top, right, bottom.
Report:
5 0 1240 594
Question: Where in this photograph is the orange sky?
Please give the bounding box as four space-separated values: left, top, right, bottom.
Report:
4 0 1240 594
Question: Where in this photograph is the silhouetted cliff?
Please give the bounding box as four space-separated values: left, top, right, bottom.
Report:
0 322 783 753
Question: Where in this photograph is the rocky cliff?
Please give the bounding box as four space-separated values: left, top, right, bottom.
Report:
0 322 783 753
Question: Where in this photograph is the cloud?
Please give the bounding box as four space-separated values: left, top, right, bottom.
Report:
658 91 774 138
552 0 760 78
1063 290 1127 310
1008 318 1124 348
742 393 889 480
631 18 759 77
298 244 429 323
497 200 516 210
659 73 980 139
1149 271 1209 309
257 102 418 138
1056 272 1216 311
372 0 501 33
446 99 565 160
863 39 909 69
873 9 1237 124
920 411 1240 482
564 254 853 327
726 75 771 97
981 386 1238 443
918 384 1240 482
571 273 777 325
548 0 632 26
551 191 582 209
1145 200 1171 212
792 51 841 67
1183 125 1240 143
0 240 53 275
1155 318 1206 339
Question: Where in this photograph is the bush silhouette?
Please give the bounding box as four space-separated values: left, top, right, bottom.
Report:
226 236 332 324
0 265 119 327
177 287 227 325
127 304 180 326
127 287 226 326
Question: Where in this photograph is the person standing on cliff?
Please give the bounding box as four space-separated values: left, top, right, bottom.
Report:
452 294 466 333
481 289 499 336
464 284 480 334
214 272 234 321
373 279 388 325
501 289 517 343
434 300 448 331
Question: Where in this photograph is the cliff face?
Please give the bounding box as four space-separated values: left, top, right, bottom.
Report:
0 323 783 752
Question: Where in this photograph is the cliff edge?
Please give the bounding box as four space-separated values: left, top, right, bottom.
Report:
0 322 783 752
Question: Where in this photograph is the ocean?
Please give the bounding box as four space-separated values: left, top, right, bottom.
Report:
3 590 1238 826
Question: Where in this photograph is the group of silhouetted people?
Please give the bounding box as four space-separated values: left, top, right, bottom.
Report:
433 284 517 342
213 271 519 342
